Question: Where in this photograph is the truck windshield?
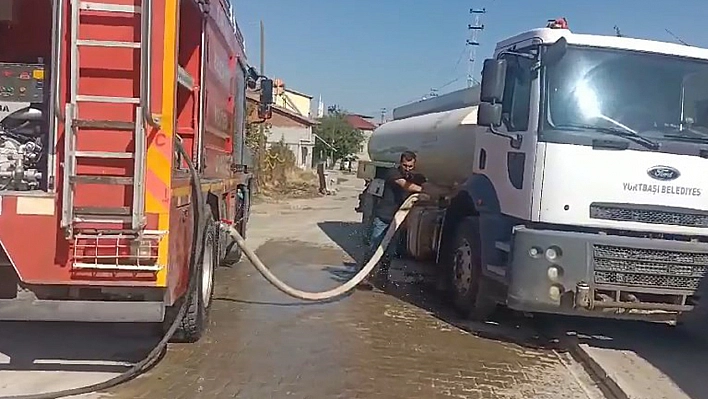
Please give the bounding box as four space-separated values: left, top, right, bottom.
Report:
542 45 708 147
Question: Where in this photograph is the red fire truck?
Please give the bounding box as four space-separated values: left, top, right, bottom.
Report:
0 0 271 342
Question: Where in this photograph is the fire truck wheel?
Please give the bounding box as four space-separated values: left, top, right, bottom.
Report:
449 216 496 321
171 216 218 343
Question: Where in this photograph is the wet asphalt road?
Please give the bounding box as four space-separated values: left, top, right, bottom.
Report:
101 240 597 399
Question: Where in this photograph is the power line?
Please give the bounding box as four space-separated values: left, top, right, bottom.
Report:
438 77 460 90
452 46 467 75
665 28 690 46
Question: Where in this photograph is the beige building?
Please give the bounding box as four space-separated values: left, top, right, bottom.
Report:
274 87 313 118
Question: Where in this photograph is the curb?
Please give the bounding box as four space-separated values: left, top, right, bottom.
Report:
559 334 630 399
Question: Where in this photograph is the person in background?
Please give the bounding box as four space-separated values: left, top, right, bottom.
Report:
359 151 425 289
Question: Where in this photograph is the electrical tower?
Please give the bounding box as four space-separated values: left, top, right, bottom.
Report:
467 8 486 87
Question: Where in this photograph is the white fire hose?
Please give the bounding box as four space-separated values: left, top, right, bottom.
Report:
220 192 423 300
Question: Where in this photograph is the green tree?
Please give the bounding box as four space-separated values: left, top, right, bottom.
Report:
313 110 364 164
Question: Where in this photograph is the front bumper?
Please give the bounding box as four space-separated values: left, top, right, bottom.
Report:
506 226 708 318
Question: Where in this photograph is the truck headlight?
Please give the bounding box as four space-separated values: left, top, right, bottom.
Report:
528 247 541 258
549 284 563 301
545 246 562 262
547 265 563 282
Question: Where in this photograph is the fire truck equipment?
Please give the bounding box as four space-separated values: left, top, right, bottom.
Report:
0 62 46 191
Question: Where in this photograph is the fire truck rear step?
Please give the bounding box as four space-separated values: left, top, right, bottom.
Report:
79 1 141 14
75 95 140 104
72 263 162 271
76 39 141 49
72 119 136 130
70 175 134 185
74 206 132 223
72 231 166 272
74 151 134 159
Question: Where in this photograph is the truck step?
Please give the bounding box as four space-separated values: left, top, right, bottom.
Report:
75 95 140 104
70 175 133 185
79 2 141 14
73 215 131 223
495 241 511 253
73 206 132 223
72 263 161 272
74 206 131 216
73 119 136 130
72 229 164 272
76 39 141 49
74 151 133 159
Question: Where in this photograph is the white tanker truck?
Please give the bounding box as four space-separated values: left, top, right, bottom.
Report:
356 19 708 322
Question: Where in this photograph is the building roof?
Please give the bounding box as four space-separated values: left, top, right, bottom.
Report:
346 114 377 131
350 113 374 119
247 91 318 126
284 87 313 99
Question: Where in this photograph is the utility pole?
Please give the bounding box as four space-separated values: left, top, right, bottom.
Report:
259 20 265 75
467 8 486 87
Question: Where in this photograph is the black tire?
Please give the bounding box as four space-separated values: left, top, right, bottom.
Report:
360 192 374 246
448 216 496 321
169 214 218 343
223 193 246 265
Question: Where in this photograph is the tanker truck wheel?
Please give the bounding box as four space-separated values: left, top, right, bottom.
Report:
168 215 218 343
449 216 496 321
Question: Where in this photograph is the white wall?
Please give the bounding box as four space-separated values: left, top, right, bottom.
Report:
267 126 315 169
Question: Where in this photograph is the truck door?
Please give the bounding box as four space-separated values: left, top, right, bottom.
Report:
473 44 540 221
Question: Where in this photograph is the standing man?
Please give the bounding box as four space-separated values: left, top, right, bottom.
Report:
359 151 426 289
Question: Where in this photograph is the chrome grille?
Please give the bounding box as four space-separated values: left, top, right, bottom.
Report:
590 204 708 228
592 244 708 290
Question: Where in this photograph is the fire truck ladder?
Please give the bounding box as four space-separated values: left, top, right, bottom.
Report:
61 0 156 239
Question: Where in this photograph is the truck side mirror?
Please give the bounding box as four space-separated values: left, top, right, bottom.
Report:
477 103 502 127
480 58 507 103
260 78 274 105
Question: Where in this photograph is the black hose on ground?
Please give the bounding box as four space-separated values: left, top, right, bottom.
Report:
0 140 206 399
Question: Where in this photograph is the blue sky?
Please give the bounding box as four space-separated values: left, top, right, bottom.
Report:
233 0 708 118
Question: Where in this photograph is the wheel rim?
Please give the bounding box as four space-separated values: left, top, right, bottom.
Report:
453 239 474 294
201 235 215 307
